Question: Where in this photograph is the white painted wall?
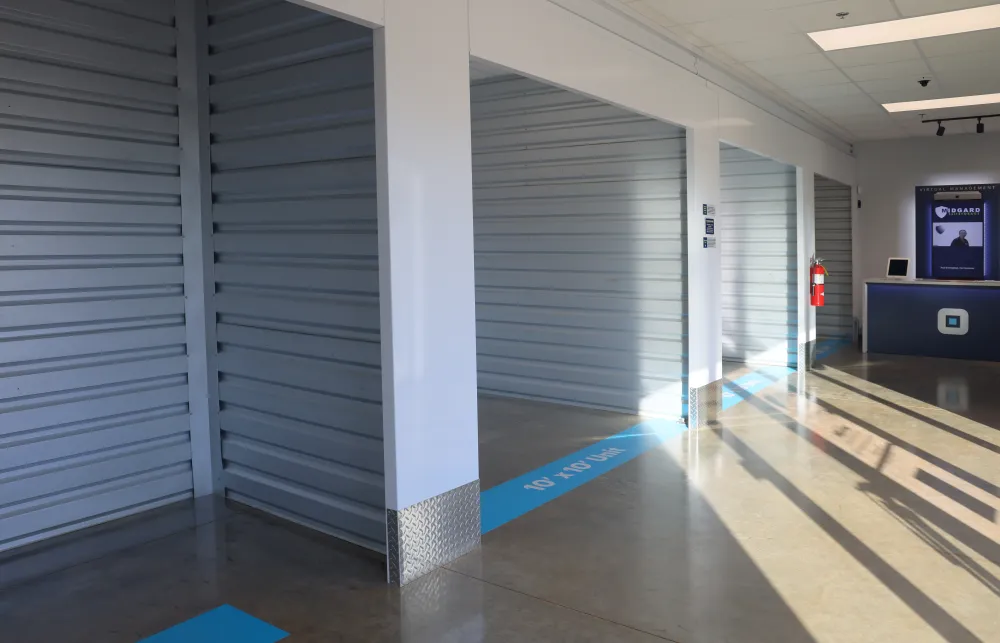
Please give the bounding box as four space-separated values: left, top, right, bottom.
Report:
296 0 855 187
854 134 1000 321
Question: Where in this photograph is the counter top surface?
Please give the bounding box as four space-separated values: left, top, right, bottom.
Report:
866 278 1000 288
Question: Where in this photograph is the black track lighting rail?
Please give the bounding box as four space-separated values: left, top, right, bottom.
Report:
920 113 1000 124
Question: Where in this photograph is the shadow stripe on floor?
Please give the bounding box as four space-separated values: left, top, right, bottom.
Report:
481 366 794 533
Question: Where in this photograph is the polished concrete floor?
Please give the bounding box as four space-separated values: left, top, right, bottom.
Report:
1 350 998 642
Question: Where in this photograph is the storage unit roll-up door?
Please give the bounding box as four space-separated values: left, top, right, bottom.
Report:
208 1 385 552
471 77 687 418
815 177 854 340
720 145 798 367
0 0 193 552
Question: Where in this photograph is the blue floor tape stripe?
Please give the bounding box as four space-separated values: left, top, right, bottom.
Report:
481 366 795 534
140 605 288 643
814 338 852 361
481 418 686 533
721 365 794 408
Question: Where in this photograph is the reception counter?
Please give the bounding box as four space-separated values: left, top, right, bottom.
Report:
864 279 1000 361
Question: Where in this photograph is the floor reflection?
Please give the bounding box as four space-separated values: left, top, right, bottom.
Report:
703 357 1000 642
823 348 1000 429
2 353 999 642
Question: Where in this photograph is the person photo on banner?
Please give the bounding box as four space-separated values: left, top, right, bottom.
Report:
951 230 970 247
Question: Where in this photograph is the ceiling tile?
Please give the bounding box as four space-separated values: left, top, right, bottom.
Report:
938 75 1000 95
815 104 888 119
635 0 744 24
804 94 883 111
840 114 895 126
626 0 999 142
843 118 898 128
844 116 897 127
788 82 865 100
850 125 907 138
685 14 797 44
927 50 1000 75
638 0 829 26
775 0 901 32
893 0 998 17
824 41 923 68
842 58 932 82
865 88 947 105
838 115 899 128
769 67 852 88
926 68 1000 92
715 34 821 61
916 29 1000 58
746 53 836 75
855 77 928 93
898 121 933 132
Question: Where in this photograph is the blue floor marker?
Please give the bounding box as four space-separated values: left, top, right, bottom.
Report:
721 366 794 409
140 605 288 643
481 366 796 533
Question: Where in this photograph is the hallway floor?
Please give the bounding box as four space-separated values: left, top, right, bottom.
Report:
2 350 998 642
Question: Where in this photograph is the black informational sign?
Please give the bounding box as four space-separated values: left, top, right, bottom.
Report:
916 184 999 280
705 218 715 235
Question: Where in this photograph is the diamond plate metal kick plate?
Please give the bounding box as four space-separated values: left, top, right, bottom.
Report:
387 480 481 585
688 380 722 428
798 340 816 372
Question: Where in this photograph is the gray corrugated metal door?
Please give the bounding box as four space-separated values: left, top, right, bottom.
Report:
207 1 384 551
0 1 193 552
815 176 854 340
471 77 687 418
720 145 798 367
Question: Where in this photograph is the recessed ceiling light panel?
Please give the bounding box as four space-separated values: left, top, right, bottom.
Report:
883 93 1000 113
809 4 1000 51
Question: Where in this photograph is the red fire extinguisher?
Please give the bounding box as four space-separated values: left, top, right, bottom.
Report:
810 258 828 307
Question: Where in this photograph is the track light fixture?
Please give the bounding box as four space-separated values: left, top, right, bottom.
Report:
921 113 1000 136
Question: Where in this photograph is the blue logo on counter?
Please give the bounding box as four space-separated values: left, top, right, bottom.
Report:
938 308 968 336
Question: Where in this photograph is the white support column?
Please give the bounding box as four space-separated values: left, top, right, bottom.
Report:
796 168 817 371
177 0 221 497
685 125 723 428
375 0 481 585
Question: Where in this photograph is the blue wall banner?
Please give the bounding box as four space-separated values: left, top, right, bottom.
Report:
916 184 999 280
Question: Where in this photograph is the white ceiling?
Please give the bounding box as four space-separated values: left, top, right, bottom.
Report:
612 0 1000 140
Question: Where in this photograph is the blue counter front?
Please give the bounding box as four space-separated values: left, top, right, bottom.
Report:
865 279 1000 362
